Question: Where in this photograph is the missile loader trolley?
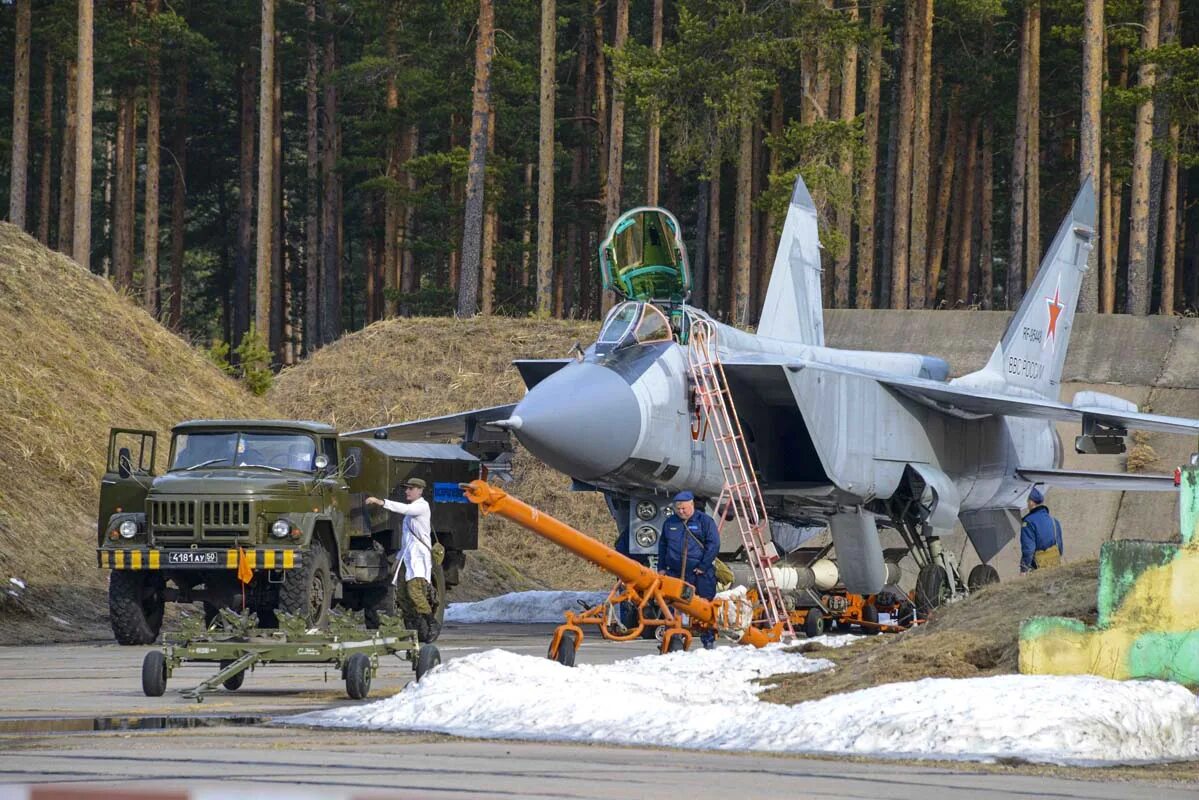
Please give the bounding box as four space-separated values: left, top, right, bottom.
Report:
141 609 440 701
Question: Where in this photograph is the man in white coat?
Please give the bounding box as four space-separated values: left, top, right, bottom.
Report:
366 478 433 626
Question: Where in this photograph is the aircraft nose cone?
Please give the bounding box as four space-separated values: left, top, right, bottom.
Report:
512 363 641 480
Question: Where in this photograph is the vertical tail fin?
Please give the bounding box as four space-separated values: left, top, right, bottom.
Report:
989 178 1096 400
757 175 825 346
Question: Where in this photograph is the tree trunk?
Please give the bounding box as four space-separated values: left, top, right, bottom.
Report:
889 0 917 308
732 118 753 325
593 0 608 217
601 0 629 313
383 10 399 318
255 0 276 344
73 0 94 269
168 62 187 330
399 124 418 310
908 0 932 309
1159 121 1179 315
645 0 663 205
693 178 709 308
706 164 721 312
536 0 556 316
521 163 533 289
1077 0 1103 312
481 104 498 316
927 92 960 306
142 0 161 314
978 110 994 309
8 0 31 229
37 59 53 244
101 127 112 278
1007 2 1032 309
955 117 981 305
565 23 590 318
321 25 340 343
878 16 902 308
58 60 77 255
1146 0 1178 305
945 121 967 307
834 3 858 309
305 0 320 349
1024 1 1041 287
1126 0 1160 316
113 92 134 292
760 86 783 309
234 62 256 347
457 0 495 317
271 35 284 353
856 1 883 309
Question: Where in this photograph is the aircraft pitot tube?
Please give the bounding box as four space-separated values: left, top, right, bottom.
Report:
461 480 778 654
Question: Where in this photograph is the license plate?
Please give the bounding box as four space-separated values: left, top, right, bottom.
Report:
166 551 219 566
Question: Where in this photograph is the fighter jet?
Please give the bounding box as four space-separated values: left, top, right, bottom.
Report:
372 176 1199 605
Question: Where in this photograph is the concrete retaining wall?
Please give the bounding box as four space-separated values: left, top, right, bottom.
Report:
822 311 1199 580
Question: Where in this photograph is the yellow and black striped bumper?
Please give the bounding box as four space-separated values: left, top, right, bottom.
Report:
97 548 301 570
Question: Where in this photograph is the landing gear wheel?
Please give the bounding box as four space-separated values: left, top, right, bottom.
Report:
551 630 578 667
220 660 245 691
344 653 372 699
415 645 441 681
967 564 1001 592
861 603 880 635
109 571 165 645
403 562 446 643
279 541 332 629
916 564 950 615
141 651 167 697
803 611 825 638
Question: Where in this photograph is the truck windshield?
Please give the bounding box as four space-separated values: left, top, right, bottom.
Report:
170 432 318 473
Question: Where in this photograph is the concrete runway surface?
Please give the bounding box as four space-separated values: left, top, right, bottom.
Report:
0 622 1196 799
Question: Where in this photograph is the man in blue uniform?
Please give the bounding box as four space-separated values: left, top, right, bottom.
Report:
658 491 721 648
1020 486 1063 572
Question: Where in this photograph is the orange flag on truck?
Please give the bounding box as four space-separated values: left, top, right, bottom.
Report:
237 547 253 585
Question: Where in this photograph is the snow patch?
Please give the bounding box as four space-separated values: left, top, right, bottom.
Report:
445 591 608 624
9 577 25 590
49 615 72 627
288 646 1199 765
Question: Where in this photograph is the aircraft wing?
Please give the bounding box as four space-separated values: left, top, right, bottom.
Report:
341 403 517 441
1017 468 1178 492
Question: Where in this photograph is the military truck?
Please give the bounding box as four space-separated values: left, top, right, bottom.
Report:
97 419 508 646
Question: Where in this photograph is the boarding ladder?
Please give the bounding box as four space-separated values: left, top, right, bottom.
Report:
685 315 794 637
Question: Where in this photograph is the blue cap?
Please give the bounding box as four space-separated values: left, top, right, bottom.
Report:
1028 486 1044 504
673 491 695 502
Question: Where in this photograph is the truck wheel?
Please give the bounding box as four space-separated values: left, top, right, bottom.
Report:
142 651 167 697
363 584 396 630
967 564 1000 592
345 653 372 699
803 611 824 638
405 562 446 643
415 645 441 681
279 541 332 629
220 661 245 691
110 571 165 645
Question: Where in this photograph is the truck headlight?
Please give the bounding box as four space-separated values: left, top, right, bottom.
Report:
634 525 659 548
635 500 658 521
118 520 139 539
270 519 292 539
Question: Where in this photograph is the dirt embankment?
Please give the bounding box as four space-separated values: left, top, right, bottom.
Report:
0 224 275 644
269 315 611 596
762 560 1100 705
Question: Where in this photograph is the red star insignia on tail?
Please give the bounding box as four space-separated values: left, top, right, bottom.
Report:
1044 285 1065 351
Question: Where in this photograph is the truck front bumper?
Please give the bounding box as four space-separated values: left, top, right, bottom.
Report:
97 548 302 570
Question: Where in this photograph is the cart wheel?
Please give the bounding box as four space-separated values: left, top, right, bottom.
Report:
663 633 688 654
803 611 825 638
142 651 167 697
345 653 372 700
861 604 880 636
220 661 245 691
415 645 441 682
551 630 578 667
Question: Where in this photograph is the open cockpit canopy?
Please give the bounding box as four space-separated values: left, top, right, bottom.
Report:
595 301 676 355
600 207 691 303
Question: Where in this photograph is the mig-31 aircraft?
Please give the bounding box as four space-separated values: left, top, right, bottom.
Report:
361 175 1198 609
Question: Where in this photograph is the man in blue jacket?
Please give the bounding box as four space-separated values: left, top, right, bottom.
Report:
658 490 721 648
1020 486 1063 572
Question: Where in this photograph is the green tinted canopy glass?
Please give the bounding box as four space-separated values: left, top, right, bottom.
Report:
600 207 692 302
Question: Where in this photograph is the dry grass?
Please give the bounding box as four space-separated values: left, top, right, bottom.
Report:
0 223 275 642
270 315 611 591
761 559 1101 705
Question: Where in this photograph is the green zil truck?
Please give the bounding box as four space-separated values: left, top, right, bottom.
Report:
97 416 513 646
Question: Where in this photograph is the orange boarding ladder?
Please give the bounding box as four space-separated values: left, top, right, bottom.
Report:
685 315 794 637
